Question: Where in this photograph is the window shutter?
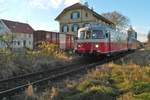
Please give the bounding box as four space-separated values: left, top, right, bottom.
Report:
77 26 79 30
62 26 64 32
77 12 80 18
67 26 69 32
71 13 73 19
72 25 73 32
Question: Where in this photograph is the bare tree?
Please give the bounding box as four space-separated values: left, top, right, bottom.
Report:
102 11 130 29
148 31 150 45
0 33 13 50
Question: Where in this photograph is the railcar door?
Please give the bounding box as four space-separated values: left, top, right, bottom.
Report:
106 30 111 55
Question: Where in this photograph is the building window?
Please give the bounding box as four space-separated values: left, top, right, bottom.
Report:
72 24 79 32
62 25 69 32
29 41 31 45
29 34 32 38
13 41 17 46
18 41 20 46
71 12 80 19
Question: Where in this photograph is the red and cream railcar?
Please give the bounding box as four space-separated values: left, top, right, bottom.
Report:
75 25 128 55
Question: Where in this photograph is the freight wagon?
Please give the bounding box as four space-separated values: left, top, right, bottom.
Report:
33 31 74 50
33 30 59 48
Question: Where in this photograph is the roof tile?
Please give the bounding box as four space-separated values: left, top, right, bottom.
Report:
2 19 34 34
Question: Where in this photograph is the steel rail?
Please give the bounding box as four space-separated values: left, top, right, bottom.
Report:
0 51 132 98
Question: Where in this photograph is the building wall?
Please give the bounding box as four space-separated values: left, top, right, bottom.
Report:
0 21 11 48
59 8 99 36
0 21 33 49
12 33 33 49
58 8 110 36
59 9 96 23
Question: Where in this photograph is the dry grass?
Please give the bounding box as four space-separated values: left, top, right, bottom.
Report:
4 47 150 100
26 83 34 97
40 63 150 100
0 43 70 79
115 49 150 66
13 62 150 100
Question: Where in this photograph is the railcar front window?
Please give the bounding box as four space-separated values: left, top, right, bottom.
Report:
79 30 91 39
79 31 85 39
92 30 104 39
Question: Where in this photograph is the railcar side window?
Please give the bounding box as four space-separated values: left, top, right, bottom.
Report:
86 31 91 39
92 30 104 39
105 32 109 38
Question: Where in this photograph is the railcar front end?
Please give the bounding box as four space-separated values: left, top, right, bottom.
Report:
75 26 110 55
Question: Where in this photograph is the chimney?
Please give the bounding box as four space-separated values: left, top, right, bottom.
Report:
84 2 89 8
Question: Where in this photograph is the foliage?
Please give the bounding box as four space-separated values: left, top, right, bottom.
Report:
134 92 150 100
132 82 150 94
11 49 150 100
0 33 14 50
27 42 68 60
44 63 150 100
0 42 69 79
102 11 130 29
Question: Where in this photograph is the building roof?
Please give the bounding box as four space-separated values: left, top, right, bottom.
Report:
55 3 115 25
2 19 34 34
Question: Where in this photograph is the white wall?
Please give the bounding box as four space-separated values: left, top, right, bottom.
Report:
0 21 11 48
12 33 33 49
0 20 34 50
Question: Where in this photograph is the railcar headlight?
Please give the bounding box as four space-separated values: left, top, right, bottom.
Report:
95 44 99 48
78 44 81 48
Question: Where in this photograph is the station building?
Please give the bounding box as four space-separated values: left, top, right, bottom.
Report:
55 3 115 37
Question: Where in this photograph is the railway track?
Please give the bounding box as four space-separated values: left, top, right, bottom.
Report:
0 51 132 99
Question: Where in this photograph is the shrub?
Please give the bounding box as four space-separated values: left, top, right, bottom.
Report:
132 82 150 94
134 92 150 100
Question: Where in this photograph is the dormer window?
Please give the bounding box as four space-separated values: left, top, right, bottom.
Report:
71 12 80 19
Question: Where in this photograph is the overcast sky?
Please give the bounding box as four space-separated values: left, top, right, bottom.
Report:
0 0 149 42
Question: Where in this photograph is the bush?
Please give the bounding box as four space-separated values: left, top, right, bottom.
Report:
134 92 150 100
132 82 150 94
0 42 69 79
13 62 150 100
